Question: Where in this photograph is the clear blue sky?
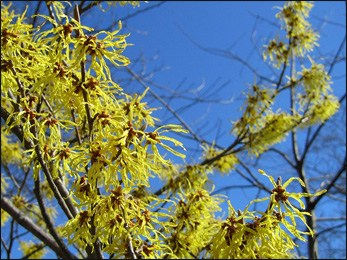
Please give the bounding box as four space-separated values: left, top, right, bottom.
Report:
2 1 345 259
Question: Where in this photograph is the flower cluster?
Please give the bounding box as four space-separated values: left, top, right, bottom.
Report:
166 183 225 258
263 1 319 68
209 170 326 259
234 1 339 158
2 1 189 257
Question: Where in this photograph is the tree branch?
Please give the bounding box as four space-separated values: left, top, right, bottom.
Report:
34 172 77 259
309 154 346 210
1 106 33 150
1 195 68 259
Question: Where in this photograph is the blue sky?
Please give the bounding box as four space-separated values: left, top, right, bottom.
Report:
111 1 346 243
2 1 346 259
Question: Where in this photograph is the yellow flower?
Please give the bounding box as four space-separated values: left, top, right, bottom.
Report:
1 209 10 226
19 241 48 259
202 143 239 174
257 169 326 240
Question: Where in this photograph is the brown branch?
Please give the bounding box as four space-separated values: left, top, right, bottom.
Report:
34 172 77 259
32 1 44 27
119 2 166 22
121 207 137 259
327 34 346 76
40 94 54 114
73 5 102 259
73 4 94 143
268 148 296 169
1 106 33 150
9 60 26 99
93 2 167 34
1 196 67 258
316 222 346 239
211 184 258 195
33 138 74 220
23 118 77 220
309 154 346 211
71 109 82 145
237 161 272 194
80 1 102 15
317 217 346 222
1 235 10 258
18 164 32 194
7 88 20 113
45 1 58 27
2 162 20 190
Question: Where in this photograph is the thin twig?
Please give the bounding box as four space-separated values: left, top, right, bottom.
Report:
34 172 77 259
20 243 47 259
2 163 20 190
309 155 346 210
32 1 43 28
9 60 26 99
126 66 205 145
121 207 137 259
1 235 9 257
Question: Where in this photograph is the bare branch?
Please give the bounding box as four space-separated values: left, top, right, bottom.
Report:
1 106 33 150
327 34 346 76
34 172 77 259
1 235 10 258
315 222 346 239
1 195 68 259
268 148 296 169
174 22 277 85
211 184 257 196
126 66 206 144
309 154 346 210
